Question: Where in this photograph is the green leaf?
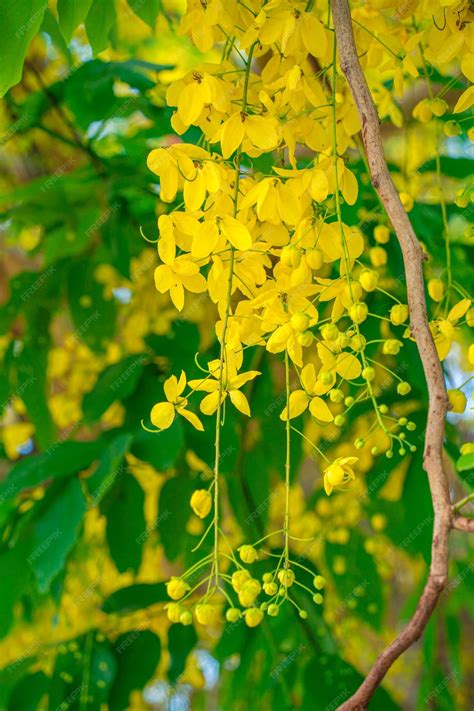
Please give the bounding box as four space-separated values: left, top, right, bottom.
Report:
102 582 167 614
126 0 161 28
86 432 133 505
103 473 145 574
457 451 474 473
325 529 384 629
110 630 161 711
0 0 47 97
85 0 117 54
0 537 32 637
157 475 192 561
57 0 94 42
67 258 117 352
82 355 146 423
0 439 103 507
130 420 184 470
7 671 49 711
168 624 197 683
31 477 86 593
49 632 116 710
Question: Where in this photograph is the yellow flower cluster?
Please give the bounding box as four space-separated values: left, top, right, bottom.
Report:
141 0 474 627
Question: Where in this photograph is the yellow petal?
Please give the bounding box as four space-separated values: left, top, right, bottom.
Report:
453 86 474 114
309 397 333 422
341 168 358 206
221 215 252 251
154 264 173 293
245 115 279 150
309 169 329 202
200 391 221 415
150 402 175 429
229 389 251 416
280 390 309 420
164 375 179 402
300 14 327 58
221 112 245 159
180 408 204 431
170 282 185 311
335 352 361 380
192 221 219 260
448 298 471 323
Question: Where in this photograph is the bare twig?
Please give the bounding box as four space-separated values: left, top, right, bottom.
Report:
330 1 457 708
452 515 474 533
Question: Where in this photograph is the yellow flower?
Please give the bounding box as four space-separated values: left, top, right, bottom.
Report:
323 457 358 495
447 389 467 414
238 579 261 607
390 304 409 326
238 545 259 564
154 255 206 312
195 604 219 625
189 361 260 417
190 489 212 519
430 298 471 360
150 372 203 431
244 607 263 628
277 569 295 587
166 577 190 600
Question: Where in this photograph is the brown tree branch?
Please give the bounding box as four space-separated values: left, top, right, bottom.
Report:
330 1 455 708
452 515 474 533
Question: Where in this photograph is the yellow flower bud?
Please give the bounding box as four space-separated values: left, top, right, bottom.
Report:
428 278 444 302
297 330 314 347
263 581 278 596
166 576 190 600
313 575 326 590
277 569 295 587
370 246 387 267
444 121 461 137
195 604 219 625
397 381 411 395
430 98 448 117
226 608 241 623
305 247 323 270
190 489 212 519
448 389 467 414
465 308 474 327
281 245 301 267
231 569 251 593
374 225 390 244
290 312 310 332
238 545 259 564
244 607 263 627
413 98 432 123
180 610 193 625
390 304 409 325
383 339 402 355
267 603 280 617
362 366 375 381
350 334 366 351
400 192 414 212
349 302 368 324
238 578 261 607
166 603 185 623
359 268 379 292
321 323 339 341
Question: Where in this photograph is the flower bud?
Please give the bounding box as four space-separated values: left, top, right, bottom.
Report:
370 246 387 267
277 569 295 587
383 339 402 355
190 489 212 519
180 610 193 625
448 389 467 414
430 98 448 117
166 576 190 600
226 608 241 623
291 312 310 332
362 366 375 381
321 323 339 341
444 120 461 137
390 304 408 325
245 607 263 627
349 302 368 324
238 545 258 564
428 278 444 302
374 225 390 244
267 603 280 617
305 247 323 269
297 330 314 347
231 569 251 593
359 268 378 292
397 381 411 395
313 575 326 589
281 245 301 267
